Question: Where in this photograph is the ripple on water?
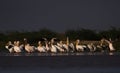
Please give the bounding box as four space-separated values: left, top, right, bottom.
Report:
0 52 119 56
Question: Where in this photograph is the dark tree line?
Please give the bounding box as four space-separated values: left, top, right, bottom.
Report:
0 27 120 42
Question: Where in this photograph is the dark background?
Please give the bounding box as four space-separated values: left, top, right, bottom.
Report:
0 0 120 32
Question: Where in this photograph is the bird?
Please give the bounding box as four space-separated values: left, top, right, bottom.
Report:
50 38 57 53
13 41 22 53
105 39 115 52
5 41 14 53
37 41 46 52
75 39 85 52
25 44 35 53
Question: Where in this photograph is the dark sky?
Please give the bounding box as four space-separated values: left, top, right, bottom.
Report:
0 0 120 32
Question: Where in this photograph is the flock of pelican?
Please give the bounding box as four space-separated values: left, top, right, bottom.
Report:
5 37 115 53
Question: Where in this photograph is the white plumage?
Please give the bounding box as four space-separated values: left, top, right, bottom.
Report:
37 46 46 52
14 46 21 53
25 44 35 53
51 45 57 53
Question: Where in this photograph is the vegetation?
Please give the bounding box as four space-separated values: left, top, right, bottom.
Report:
0 27 120 52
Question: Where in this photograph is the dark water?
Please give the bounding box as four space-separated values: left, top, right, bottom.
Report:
0 52 120 73
1 67 120 73
0 52 119 56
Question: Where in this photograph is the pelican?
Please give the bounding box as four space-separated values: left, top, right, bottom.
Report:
76 45 85 52
56 41 65 52
13 41 22 53
37 41 46 52
54 45 64 52
69 43 75 52
42 38 50 52
75 39 85 52
5 41 14 53
105 39 115 51
87 43 96 52
50 44 57 53
109 42 115 51
25 44 35 53
50 38 57 53
23 38 35 53
62 44 69 52
45 42 50 52
59 37 69 52
57 41 63 47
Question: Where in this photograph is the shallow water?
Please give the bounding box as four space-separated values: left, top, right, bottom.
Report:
0 52 119 56
0 52 120 73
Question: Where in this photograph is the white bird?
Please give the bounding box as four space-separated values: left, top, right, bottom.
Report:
45 43 50 51
5 45 14 53
50 38 57 53
69 43 75 51
109 43 115 51
13 46 21 53
37 46 46 52
63 44 69 52
75 39 85 52
87 43 95 52
25 44 35 53
51 45 57 53
105 39 115 51
5 41 14 53
13 41 22 53
43 39 50 51
76 45 85 52
54 45 64 52
37 41 46 52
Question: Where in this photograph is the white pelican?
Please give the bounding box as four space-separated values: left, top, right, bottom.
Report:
87 43 96 52
105 39 115 51
54 45 64 52
25 44 35 53
62 44 69 52
50 45 57 53
57 41 65 52
50 38 57 53
75 39 85 52
5 41 14 53
37 41 46 52
45 42 50 51
37 46 46 52
76 45 85 52
69 43 75 52
13 41 22 53
43 38 50 51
